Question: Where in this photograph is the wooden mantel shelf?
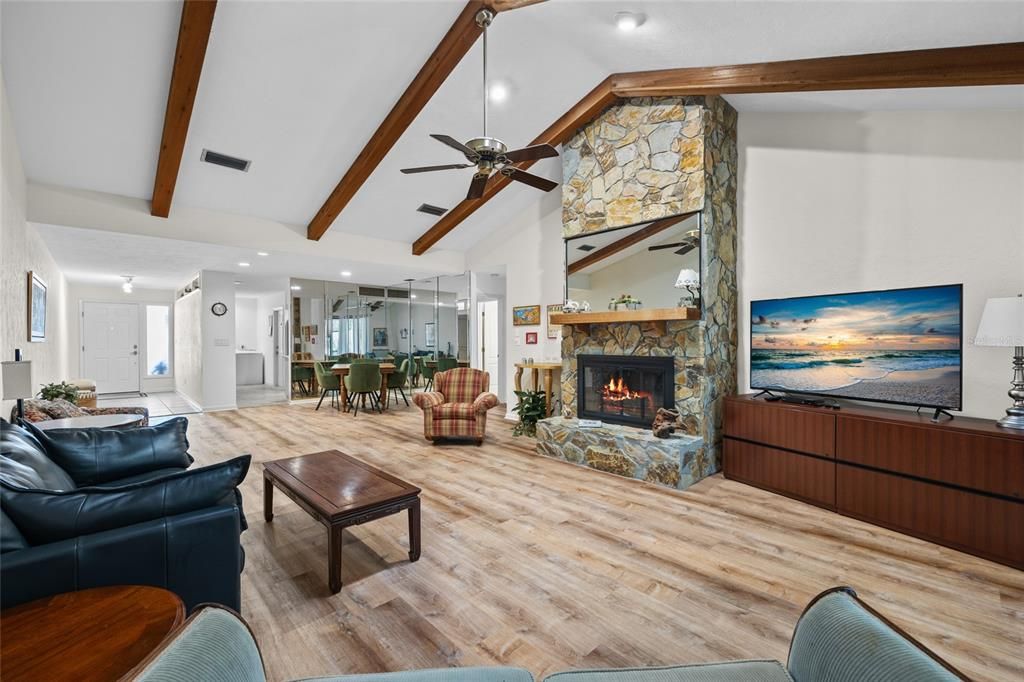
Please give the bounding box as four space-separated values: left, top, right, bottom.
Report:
551 307 700 334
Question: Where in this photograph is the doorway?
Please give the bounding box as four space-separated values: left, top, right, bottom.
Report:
81 302 140 394
478 299 500 397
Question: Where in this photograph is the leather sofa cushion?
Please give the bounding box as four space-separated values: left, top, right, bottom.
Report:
100 467 189 487
0 421 76 491
1 455 250 545
0 508 28 553
25 417 193 486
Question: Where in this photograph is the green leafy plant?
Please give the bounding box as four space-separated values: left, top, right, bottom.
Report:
38 381 79 404
511 389 547 437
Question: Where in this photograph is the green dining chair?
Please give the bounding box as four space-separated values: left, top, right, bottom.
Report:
313 361 341 411
437 357 458 372
291 364 314 397
388 361 410 407
419 356 436 392
344 362 382 416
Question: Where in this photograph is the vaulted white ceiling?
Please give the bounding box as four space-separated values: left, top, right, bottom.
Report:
4 0 1023 255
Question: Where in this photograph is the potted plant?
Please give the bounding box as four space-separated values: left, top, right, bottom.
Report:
609 294 643 311
38 381 79 404
511 389 547 437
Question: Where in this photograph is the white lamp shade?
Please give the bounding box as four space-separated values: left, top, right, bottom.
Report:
675 269 700 289
975 296 1024 347
1 361 34 400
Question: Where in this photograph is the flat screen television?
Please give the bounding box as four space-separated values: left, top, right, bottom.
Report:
750 284 963 411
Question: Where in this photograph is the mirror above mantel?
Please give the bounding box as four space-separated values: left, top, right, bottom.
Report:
561 211 701 328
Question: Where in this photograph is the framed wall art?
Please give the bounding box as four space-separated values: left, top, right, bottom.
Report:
373 327 389 347
512 304 541 326
525 332 538 345
546 303 563 339
27 271 47 342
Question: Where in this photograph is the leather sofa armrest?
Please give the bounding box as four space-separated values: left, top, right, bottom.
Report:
472 392 499 414
412 392 446 410
0 504 243 613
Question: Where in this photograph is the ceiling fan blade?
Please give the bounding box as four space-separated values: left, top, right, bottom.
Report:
430 134 477 158
400 163 473 174
504 167 558 192
674 244 697 256
503 144 559 163
648 242 687 251
467 173 490 200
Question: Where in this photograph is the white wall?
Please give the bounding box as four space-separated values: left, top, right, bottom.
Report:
66 282 175 393
466 191 565 412
737 110 1024 420
173 290 202 408
234 296 259 351
1 75 67 414
200 271 237 410
255 290 286 386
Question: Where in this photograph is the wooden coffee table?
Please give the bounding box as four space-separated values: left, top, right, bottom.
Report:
0 585 184 681
263 450 421 593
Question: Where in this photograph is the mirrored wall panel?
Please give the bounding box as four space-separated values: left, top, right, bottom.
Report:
565 212 701 311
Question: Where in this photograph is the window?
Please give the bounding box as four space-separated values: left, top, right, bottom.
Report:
146 305 172 376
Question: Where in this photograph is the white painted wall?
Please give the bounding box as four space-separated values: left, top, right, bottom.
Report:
65 282 175 393
200 271 237 410
234 296 259 351
737 110 1024 420
1 75 67 415
466 191 565 412
173 290 202 408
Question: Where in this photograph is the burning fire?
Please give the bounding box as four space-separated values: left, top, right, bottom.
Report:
602 375 648 402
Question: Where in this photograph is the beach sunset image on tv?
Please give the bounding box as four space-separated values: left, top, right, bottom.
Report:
750 284 962 409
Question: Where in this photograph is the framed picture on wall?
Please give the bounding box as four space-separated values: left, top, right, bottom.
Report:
373 327 388 347
525 332 538 344
512 304 541 326
424 322 436 348
546 303 563 339
27 271 47 342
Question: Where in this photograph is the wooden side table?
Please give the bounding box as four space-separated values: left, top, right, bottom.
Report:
0 585 185 681
514 362 562 417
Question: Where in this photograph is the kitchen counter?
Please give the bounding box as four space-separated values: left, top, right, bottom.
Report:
236 351 264 386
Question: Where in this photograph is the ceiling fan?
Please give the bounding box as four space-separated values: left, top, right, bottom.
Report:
400 8 559 200
648 229 700 256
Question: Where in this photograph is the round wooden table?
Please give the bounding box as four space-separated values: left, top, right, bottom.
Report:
0 586 185 681
33 413 145 431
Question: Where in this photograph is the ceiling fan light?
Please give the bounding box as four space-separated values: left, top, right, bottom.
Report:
616 12 645 32
488 82 509 103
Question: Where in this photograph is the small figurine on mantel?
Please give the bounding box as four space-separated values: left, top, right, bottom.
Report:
652 407 685 438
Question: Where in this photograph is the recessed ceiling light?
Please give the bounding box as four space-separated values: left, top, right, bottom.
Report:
290 285 302 291
234 281 242 285
488 81 509 103
340 271 352 277
615 11 645 32
121 276 134 294
238 262 250 267
257 251 269 256
411 294 417 299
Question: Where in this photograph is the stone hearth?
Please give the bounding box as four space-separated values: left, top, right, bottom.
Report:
537 417 706 491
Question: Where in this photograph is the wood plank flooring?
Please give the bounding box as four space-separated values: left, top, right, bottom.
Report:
186 401 1024 681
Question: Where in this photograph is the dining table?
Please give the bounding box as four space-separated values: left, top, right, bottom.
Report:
423 359 471 369
331 362 397 411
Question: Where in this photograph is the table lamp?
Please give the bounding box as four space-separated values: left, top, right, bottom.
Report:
975 294 1024 429
3 349 34 424
675 268 700 308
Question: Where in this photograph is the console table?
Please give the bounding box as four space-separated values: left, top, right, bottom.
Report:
723 394 1024 569
514 362 561 417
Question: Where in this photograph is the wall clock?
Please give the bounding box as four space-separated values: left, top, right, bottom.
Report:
211 302 228 316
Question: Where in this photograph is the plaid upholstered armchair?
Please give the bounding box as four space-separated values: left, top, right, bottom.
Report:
412 368 499 444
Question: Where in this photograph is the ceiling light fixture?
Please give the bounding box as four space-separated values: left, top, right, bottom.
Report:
238 262 250 267
257 251 269 256
615 11 645 32
488 81 509 103
340 271 352 277
411 294 417 299
121 276 134 294
234 281 243 285
290 285 302 291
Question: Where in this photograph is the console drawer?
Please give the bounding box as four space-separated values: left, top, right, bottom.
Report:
837 464 1024 569
724 438 836 509
725 398 835 457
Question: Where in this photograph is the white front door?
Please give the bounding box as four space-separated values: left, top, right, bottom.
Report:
82 302 140 394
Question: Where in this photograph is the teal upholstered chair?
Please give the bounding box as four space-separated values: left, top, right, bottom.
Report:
419 357 436 392
388 360 410 407
290 364 313 397
313 362 341 411
437 357 458 372
130 604 534 682
344 362 382 415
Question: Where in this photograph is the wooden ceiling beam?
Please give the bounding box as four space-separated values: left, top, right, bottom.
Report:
151 0 217 218
306 0 547 241
567 212 695 276
411 76 616 255
411 41 1024 254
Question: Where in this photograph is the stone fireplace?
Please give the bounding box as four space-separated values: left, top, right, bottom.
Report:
535 94 738 492
576 354 674 428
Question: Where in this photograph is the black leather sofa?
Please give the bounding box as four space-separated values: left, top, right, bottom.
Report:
0 417 249 612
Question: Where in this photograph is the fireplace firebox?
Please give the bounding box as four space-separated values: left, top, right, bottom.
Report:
576 355 675 428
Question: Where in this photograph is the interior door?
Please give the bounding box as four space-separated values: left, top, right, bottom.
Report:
479 300 500 395
82 302 140 394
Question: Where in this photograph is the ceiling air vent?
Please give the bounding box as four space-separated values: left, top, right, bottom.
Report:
417 203 448 217
201 149 251 172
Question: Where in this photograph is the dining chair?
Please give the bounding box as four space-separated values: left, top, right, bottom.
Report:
291 364 314 396
388 361 410 407
420 357 437 392
313 361 341 411
344 362 382 416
